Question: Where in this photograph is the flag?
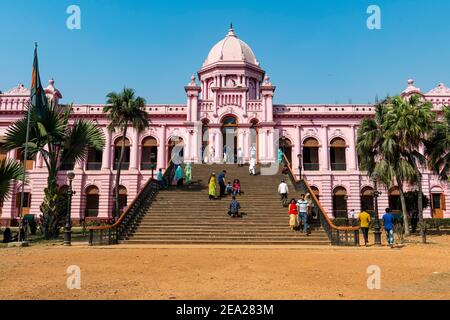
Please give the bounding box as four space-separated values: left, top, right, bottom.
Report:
30 43 48 112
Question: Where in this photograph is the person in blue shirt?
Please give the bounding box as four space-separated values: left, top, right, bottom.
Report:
228 196 241 218
218 170 227 198
383 208 395 247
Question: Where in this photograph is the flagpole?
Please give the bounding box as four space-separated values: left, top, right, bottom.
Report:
18 42 37 242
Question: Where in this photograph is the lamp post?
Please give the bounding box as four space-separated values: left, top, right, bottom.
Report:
64 171 75 246
297 153 303 180
372 172 382 246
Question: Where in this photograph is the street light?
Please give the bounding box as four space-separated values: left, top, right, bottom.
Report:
372 172 382 246
297 153 303 180
64 171 76 246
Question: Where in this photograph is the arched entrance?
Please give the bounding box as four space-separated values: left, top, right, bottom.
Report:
279 137 292 165
222 115 238 163
333 186 348 218
202 119 210 163
250 119 259 162
303 138 320 171
168 137 184 165
430 186 445 218
141 136 158 170
361 187 375 214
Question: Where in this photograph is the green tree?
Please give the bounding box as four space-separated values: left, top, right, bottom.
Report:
0 159 25 203
357 96 435 238
104 88 149 219
426 106 450 180
3 102 105 239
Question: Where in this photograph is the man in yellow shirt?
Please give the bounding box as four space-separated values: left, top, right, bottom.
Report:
358 209 371 246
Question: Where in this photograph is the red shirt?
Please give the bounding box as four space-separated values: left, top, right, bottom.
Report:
233 182 241 191
289 204 298 215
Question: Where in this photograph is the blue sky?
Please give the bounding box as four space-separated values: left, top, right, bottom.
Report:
1 0 449 104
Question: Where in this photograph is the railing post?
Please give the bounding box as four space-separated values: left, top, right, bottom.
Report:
354 229 360 246
336 230 340 246
89 230 93 246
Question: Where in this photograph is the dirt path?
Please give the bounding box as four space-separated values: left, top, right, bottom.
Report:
0 235 449 300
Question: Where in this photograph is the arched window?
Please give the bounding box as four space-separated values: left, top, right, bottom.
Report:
330 138 347 171
310 186 320 201
303 138 319 171
113 137 130 170
113 186 128 214
361 187 374 214
141 137 158 170
85 186 100 218
388 187 401 213
86 147 103 171
333 187 348 218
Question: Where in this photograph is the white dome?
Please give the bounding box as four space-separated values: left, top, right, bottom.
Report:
203 26 259 67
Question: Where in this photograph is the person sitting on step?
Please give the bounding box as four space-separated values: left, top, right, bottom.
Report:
226 181 233 195
232 179 241 196
228 196 241 218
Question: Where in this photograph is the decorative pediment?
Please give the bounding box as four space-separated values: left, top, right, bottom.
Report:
427 83 450 96
2 84 30 96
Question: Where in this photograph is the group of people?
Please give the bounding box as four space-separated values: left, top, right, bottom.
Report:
208 170 242 200
358 208 396 247
2 227 25 243
156 163 193 189
208 170 243 218
287 194 313 234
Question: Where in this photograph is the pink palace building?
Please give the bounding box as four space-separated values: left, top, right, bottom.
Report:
1 26 449 225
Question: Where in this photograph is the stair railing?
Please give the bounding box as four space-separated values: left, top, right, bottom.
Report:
282 154 360 246
88 161 174 246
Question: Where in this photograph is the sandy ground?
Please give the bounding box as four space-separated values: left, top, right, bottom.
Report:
0 235 449 300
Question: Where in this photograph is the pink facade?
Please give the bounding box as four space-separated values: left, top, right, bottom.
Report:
1 26 449 225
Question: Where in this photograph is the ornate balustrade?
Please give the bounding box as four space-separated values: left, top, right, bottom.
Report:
88 162 174 245
283 154 360 246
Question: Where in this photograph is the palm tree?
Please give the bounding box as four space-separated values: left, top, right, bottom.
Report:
357 96 434 237
386 95 435 242
104 88 149 219
0 159 25 203
3 102 105 239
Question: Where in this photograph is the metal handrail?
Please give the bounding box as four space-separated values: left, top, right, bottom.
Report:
282 154 360 246
88 161 174 245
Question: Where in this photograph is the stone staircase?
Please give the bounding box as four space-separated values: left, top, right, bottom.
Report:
123 164 330 245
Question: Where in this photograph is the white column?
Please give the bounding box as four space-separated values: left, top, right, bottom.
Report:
130 129 139 170
320 125 329 170
102 129 112 170
348 125 357 171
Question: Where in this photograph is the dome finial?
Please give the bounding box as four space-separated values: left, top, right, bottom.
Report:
227 23 235 36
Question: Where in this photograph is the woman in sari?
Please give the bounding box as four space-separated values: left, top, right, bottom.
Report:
185 163 192 184
288 198 299 231
174 165 184 187
208 173 216 200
